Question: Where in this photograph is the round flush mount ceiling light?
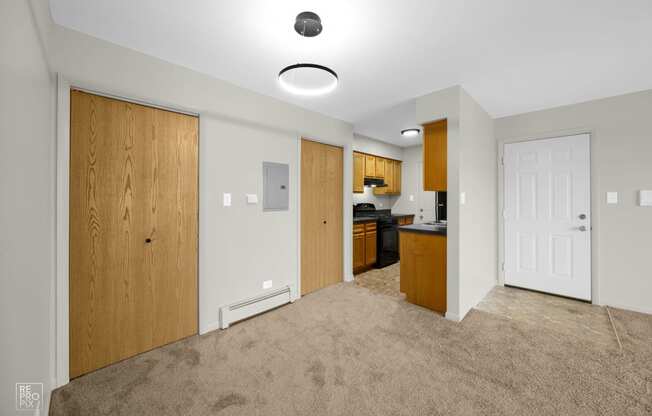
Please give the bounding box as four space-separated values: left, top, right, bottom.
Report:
401 128 421 137
278 63 338 96
278 12 338 96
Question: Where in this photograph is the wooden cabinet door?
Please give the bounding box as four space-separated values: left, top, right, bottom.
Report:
375 157 385 179
385 160 394 193
301 139 343 295
353 225 365 271
353 234 365 270
394 161 402 194
424 119 447 191
353 152 364 193
364 154 375 177
69 90 198 378
365 230 377 266
399 233 447 314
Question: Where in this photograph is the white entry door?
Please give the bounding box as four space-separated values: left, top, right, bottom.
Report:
504 134 591 300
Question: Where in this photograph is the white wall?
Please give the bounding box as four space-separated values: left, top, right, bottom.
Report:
416 86 498 321
458 89 497 316
416 86 462 320
353 134 404 160
392 145 439 222
200 116 299 332
0 0 55 413
495 89 652 314
28 1 356 390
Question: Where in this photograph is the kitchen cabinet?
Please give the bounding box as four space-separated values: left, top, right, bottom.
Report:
374 159 402 195
396 215 414 226
353 152 365 193
375 157 385 179
353 221 377 274
353 225 365 270
364 154 376 177
424 119 447 191
399 229 447 314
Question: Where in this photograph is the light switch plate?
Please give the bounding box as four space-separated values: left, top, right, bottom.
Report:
246 194 258 204
606 192 618 204
460 192 466 205
223 193 231 207
639 190 652 206
262 280 273 289
409 195 415 202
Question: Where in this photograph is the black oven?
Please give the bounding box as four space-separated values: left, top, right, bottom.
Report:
377 218 399 268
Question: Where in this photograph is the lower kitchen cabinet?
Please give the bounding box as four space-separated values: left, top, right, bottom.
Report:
353 221 377 274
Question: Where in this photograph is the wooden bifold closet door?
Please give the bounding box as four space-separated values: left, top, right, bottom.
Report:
301 139 343 295
69 90 198 378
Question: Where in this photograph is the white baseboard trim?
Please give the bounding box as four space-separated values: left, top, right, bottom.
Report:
445 312 462 322
219 284 296 329
601 302 652 316
199 320 222 335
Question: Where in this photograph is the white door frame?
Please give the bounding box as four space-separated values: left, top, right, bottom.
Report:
498 131 599 304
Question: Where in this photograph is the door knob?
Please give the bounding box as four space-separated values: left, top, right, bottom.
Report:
578 226 587 232
578 214 587 220
323 220 327 224
145 238 152 243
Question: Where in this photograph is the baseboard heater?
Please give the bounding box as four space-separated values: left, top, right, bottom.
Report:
219 284 296 329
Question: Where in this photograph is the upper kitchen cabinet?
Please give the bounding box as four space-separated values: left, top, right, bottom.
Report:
375 157 385 179
353 152 365 193
423 119 447 191
364 154 376 177
374 159 402 196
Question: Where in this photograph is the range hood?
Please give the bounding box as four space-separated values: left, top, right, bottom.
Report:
364 177 387 188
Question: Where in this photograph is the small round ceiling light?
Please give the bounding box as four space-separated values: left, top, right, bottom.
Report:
278 12 338 97
401 128 421 137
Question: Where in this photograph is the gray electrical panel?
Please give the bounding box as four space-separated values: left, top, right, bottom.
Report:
263 162 289 211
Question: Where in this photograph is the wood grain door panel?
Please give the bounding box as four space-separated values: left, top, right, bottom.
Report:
69 90 198 378
424 119 447 191
301 139 343 295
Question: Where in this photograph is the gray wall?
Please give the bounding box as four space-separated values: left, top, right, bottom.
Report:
458 89 497 316
0 0 55 412
495 89 652 314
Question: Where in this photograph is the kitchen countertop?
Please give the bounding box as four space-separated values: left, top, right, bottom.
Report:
353 216 377 223
398 223 447 236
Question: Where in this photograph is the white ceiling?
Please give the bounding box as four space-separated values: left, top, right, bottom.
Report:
50 0 652 144
355 100 421 148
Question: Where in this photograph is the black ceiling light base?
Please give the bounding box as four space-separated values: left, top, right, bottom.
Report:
294 11 322 37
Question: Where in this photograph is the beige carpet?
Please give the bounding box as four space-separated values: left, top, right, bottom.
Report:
51 284 652 416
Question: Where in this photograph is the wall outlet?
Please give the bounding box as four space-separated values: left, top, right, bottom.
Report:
378 203 383 207
409 195 415 202
262 280 273 290
223 193 231 207
246 194 258 204
460 192 466 205
606 192 618 204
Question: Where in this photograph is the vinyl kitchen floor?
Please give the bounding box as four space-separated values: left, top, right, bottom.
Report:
51 282 652 415
354 262 402 297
